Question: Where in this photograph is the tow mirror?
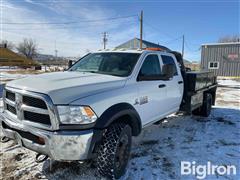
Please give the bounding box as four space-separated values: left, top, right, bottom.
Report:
162 64 175 79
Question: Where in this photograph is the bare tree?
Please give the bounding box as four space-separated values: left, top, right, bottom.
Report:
218 35 240 43
16 38 38 59
1 40 15 50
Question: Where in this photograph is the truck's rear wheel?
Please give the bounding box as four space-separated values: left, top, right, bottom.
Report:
202 93 212 117
192 93 212 117
97 122 132 179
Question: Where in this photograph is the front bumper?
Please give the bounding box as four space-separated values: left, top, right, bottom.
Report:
0 112 93 161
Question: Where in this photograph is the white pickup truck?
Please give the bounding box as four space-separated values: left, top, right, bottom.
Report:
0 49 217 179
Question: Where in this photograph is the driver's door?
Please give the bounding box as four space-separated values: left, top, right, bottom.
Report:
135 54 169 126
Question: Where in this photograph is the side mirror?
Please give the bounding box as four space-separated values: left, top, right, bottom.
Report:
162 64 175 79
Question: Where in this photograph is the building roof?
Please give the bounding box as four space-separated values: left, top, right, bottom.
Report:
0 47 39 67
115 38 171 51
201 42 240 46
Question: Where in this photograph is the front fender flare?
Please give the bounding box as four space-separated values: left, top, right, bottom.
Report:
94 103 142 136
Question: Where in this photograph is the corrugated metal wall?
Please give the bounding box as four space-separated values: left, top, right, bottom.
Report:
201 43 240 76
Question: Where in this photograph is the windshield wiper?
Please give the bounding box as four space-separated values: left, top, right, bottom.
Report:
79 71 98 73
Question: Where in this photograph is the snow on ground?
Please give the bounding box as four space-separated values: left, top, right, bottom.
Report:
0 79 240 180
216 79 240 108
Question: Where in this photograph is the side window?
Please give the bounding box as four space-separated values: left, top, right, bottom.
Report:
139 54 161 76
161 55 178 76
208 62 219 69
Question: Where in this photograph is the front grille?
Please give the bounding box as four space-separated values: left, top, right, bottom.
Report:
6 91 15 101
4 89 53 128
24 111 51 125
23 96 48 109
6 104 16 115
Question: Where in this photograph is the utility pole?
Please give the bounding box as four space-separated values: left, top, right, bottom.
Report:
140 10 143 49
103 32 108 49
182 35 185 58
54 40 58 58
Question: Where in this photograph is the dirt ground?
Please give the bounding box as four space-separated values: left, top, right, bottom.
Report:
0 80 239 180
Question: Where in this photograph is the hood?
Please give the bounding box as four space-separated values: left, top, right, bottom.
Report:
6 71 127 104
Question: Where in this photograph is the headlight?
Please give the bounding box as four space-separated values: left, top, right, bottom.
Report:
57 106 97 124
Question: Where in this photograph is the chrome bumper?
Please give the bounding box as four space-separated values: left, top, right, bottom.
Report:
0 112 93 161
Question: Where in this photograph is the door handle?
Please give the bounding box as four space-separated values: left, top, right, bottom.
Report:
158 84 166 88
178 81 183 84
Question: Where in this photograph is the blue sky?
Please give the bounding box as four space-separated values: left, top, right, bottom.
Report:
1 0 239 60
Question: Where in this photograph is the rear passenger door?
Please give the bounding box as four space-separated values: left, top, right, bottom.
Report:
160 54 184 111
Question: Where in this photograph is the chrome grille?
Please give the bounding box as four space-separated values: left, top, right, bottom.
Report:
23 96 48 109
3 87 58 130
6 104 16 115
24 111 51 125
6 91 15 101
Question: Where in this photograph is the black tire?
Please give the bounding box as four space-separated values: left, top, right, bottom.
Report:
201 93 212 117
97 122 132 179
192 93 212 117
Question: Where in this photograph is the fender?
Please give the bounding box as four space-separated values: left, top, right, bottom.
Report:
95 103 142 136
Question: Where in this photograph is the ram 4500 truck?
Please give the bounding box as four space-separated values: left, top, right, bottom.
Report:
0 49 217 179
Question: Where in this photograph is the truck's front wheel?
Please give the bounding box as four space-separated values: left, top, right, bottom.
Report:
97 122 132 179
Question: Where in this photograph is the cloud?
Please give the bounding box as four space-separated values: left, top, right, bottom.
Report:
24 0 35 3
2 1 138 57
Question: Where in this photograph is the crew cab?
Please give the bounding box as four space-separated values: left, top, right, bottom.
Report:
0 48 217 179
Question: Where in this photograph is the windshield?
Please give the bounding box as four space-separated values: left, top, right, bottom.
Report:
69 52 141 77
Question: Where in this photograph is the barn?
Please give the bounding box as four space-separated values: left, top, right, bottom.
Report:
201 42 240 77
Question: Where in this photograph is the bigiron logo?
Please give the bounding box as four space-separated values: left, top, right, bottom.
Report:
181 161 237 179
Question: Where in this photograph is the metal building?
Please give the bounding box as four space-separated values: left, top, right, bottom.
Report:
115 38 170 51
201 42 240 76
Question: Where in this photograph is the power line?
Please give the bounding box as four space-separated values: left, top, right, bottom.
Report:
142 18 184 48
185 39 201 52
4 21 138 31
3 15 138 25
142 19 177 40
162 36 182 44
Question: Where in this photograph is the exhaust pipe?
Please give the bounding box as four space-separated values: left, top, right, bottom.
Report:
35 153 48 163
0 136 10 143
